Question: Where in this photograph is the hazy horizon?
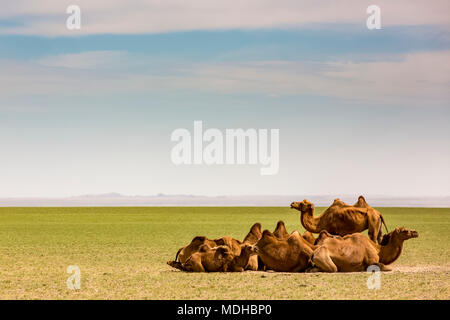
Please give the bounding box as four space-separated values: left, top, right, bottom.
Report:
1 192 449 208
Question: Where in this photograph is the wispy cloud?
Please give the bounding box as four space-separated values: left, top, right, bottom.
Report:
1 50 448 104
1 0 449 36
36 50 127 69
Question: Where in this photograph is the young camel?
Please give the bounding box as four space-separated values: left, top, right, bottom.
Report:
168 244 234 272
310 227 419 272
173 235 242 264
290 196 388 244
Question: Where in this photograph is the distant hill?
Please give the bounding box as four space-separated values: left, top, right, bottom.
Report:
0 194 449 207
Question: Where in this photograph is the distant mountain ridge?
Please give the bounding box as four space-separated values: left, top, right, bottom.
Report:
1 193 449 207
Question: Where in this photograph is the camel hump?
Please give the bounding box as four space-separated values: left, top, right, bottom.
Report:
276 220 285 228
314 230 333 244
215 236 233 247
291 230 301 237
192 236 207 242
262 230 274 238
198 244 211 252
354 195 371 208
251 222 262 232
332 198 347 207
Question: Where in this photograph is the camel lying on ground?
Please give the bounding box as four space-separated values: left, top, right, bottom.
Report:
174 235 242 264
168 243 258 272
310 227 418 272
255 229 314 272
290 196 388 244
168 244 234 272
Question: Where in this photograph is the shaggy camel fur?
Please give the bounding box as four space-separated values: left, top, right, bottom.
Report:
255 229 314 272
290 196 388 244
174 236 242 264
168 244 234 272
242 223 263 271
310 227 418 272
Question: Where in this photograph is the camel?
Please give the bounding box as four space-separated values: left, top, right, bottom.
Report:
255 229 314 272
168 244 235 272
242 223 263 271
227 244 259 272
310 227 419 272
173 235 242 264
290 196 388 244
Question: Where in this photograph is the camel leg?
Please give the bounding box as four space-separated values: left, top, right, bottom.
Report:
312 246 338 272
367 212 381 243
376 263 392 272
245 256 258 271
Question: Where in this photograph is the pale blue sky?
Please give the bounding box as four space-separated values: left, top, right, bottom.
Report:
0 1 449 197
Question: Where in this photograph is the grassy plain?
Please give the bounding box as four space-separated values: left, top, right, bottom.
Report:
0 207 448 299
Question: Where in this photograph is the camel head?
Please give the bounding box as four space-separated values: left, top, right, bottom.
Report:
290 199 315 213
380 227 419 245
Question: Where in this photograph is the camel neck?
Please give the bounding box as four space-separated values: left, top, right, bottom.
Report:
379 238 404 265
300 209 320 233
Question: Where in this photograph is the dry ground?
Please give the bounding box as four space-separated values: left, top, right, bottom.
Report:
0 207 448 299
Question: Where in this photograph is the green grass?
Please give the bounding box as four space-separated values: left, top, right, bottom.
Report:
0 207 449 299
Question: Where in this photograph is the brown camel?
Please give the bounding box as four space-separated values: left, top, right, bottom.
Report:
255 229 314 272
173 235 242 264
290 196 388 244
310 227 418 272
168 244 234 272
242 223 263 271
227 244 259 272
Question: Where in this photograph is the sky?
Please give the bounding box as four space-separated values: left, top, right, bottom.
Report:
0 0 449 198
